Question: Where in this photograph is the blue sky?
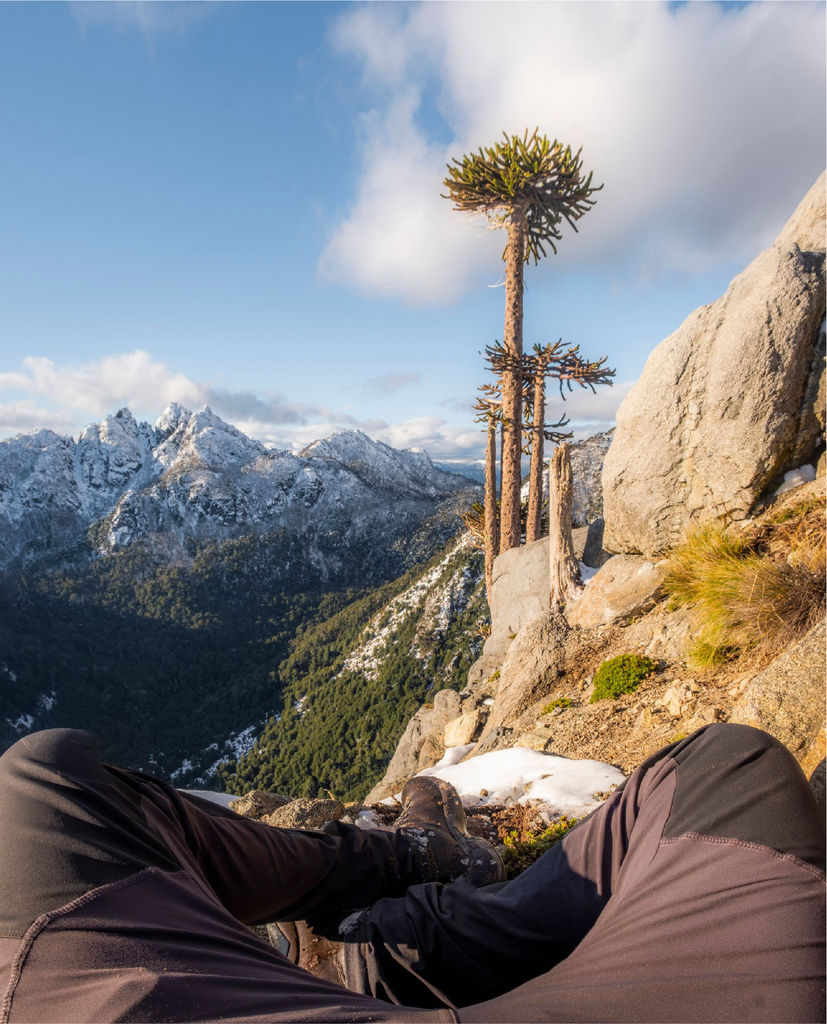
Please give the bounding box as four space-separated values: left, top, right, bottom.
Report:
0 1 824 464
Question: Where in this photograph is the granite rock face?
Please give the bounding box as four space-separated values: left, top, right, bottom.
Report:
565 555 668 630
729 619 826 762
481 615 571 737
603 173 827 557
363 705 433 803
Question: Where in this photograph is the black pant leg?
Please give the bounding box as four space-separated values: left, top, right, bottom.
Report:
350 725 825 1022
0 729 442 936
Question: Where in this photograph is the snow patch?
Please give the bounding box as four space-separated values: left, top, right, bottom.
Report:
579 561 600 584
775 464 816 496
411 748 625 820
343 534 478 681
418 744 475 774
6 713 33 733
181 790 237 807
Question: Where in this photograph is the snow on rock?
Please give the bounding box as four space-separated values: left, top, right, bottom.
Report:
412 748 625 820
775 464 817 496
579 561 600 584
418 744 476 774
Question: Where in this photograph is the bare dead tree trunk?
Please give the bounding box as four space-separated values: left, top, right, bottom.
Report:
499 215 525 552
525 369 545 544
548 442 582 614
484 413 499 600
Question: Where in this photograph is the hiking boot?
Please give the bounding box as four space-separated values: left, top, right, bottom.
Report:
266 912 366 988
395 775 504 887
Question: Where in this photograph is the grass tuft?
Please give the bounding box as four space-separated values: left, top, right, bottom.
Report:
665 520 825 667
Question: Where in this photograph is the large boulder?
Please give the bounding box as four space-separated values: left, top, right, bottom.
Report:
603 173 827 557
265 798 345 830
565 555 668 630
729 619 826 766
481 615 570 736
467 537 550 684
228 790 292 820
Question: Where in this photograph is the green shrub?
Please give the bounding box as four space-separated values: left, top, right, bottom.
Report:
502 816 578 878
590 654 656 702
541 697 572 714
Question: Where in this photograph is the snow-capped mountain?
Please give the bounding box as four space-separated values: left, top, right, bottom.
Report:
0 404 478 570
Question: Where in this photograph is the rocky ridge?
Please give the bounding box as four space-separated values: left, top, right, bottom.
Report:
0 405 478 573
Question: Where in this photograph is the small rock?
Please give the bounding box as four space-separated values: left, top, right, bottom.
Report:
228 790 293 820
264 798 345 830
444 710 482 747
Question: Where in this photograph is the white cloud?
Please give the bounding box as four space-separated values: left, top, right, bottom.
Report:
0 351 204 417
0 401 81 438
320 1 825 304
70 1 217 37
0 351 628 461
545 379 634 426
364 372 423 396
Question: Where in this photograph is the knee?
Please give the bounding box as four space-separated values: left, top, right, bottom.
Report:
674 722 792 768
0 729 100 781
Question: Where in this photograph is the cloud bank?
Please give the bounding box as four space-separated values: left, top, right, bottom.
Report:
319 1 826 305
0 349 628 462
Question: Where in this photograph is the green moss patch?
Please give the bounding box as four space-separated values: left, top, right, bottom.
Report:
590 654 656 703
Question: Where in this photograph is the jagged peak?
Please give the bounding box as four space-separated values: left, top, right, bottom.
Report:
300 429 379 459
155 402 192 439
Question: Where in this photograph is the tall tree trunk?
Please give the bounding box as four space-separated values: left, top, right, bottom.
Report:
497 417 505 554
548 443 582 614
484 413 499 600
499 215 525 552
525 369 545 544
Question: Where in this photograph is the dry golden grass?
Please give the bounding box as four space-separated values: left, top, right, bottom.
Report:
665 518 826 668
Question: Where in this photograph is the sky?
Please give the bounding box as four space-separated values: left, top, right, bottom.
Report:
0 0 824 466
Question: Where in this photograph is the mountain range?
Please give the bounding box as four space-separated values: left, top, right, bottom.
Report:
0 404 477 576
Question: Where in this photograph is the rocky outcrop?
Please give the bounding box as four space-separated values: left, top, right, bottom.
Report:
467 521 608 685
264 797 345 830
566 555 668 630
729 619 826 765
363 705 433 803
603 172 827 557
481 615 571 736
228 790 292 818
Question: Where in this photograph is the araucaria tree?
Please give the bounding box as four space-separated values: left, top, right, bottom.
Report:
444 129 601 552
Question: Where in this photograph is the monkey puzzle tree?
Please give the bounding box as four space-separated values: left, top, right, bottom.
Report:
443 129 601 552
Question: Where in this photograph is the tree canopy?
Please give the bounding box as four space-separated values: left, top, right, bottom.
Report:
443 128 602 263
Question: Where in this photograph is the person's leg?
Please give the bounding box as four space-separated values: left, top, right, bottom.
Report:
346 724 825 1022
0 729 494 936
0 729 460 1023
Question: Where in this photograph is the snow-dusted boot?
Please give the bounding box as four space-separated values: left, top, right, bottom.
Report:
395 775 504 887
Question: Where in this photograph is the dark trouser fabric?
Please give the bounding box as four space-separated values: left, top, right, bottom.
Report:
0 725 823 1023
351 724 826 1023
